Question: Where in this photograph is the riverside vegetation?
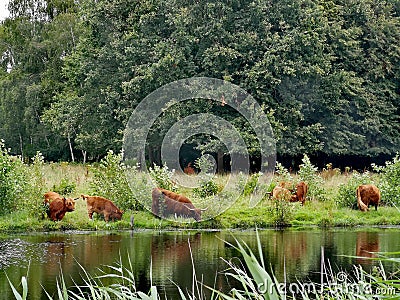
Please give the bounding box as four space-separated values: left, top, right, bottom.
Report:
1 140 400 231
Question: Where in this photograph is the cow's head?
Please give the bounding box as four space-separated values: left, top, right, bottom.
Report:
183 205 202 221
64 197 75 211
111 209 123 220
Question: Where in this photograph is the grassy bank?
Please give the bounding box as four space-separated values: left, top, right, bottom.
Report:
1 150 400 232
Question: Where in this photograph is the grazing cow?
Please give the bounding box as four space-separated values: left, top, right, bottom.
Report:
272 186 297 202
356 184 380 212
157 188 193 204
47 197 75 221
152 188 202 221
81 195 123 222
44 191 62 204
294 181 308 205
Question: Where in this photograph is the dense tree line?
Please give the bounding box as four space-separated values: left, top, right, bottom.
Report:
0 0 399 169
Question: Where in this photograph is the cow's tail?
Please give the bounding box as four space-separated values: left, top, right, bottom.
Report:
356 187 369 212
81 194 88 201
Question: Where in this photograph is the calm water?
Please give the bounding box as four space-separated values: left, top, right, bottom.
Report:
1 228 400 299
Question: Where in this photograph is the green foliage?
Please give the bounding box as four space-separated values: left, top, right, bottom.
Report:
0 140 27 215
24 152 47 218
1 0 399 164
298 154 326 201
372 155 400 206
148 164 176 191
52 178 76 195
274 162 293 183
193 156 219 198
336 171 374 208
267 199 294 227
90 150 142 211
193 175 219 198
243 172 263 196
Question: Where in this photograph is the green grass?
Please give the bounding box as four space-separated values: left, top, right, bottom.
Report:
1 163 400 232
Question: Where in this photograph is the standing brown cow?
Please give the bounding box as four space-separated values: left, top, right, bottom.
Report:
356 184 380 212
47 197 75 221
44 191 62 204
294 181 308 205
81 194 123 222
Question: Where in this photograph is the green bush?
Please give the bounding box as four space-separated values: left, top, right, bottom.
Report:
298 154 326 201
336 171 374 208
52 178 76 195
372 155 400 206
193 156 218 198
243 172 262 196
0 140 27 215
267 198 294 227
193 175 219 198
24 152 47 218
275 161 293 183
148 164 176 191
90 150 142 211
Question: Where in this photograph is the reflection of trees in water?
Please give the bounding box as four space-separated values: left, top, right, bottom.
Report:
1 230 400 299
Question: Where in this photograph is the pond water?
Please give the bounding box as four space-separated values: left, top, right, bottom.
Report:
1 228 400 299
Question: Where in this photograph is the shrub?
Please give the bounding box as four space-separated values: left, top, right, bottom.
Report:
52 178 76 195
275 161 293 183
298 154 326 201
90 150 142 211
193 175 219 198
0 141 27 215
372 155 400 206
267 198 294 227
24 152 47 218
148 164 176 191
336 171 374 208
243 172 263 196
193 156 219 198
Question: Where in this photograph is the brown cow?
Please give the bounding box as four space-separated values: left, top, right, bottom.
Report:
294 181 308 205
44 191 62 204
157 188 193 204
356 184 380 212
47 197 75 221
152 188 202 221
272 186 297 202
81 195 123 222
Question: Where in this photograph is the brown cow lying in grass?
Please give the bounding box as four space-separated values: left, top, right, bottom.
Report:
152 188 202 221
272 186 297 201
356 184 380 212
81 194 123 222
272 181 308 205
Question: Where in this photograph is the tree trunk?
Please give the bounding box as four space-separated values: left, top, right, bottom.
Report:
217 149 224 174
82 150 87 164
67 132 75 162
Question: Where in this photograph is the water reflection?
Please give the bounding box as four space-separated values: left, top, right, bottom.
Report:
356 232 380 264
0 228 399 299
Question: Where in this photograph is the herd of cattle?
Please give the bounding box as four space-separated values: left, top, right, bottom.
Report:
43 182 381 222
